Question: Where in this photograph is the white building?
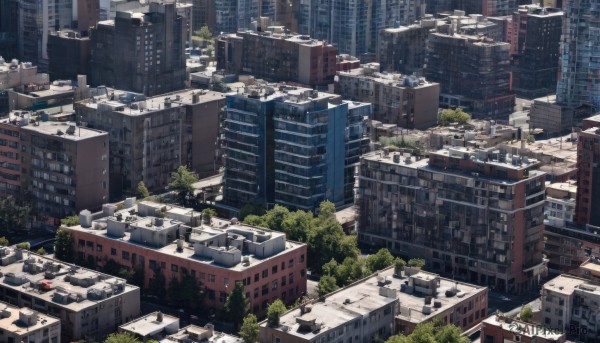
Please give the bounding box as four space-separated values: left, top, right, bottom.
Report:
0 302 61 343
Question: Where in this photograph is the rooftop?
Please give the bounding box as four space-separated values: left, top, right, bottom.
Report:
362 150 429 169
483 315 564 340
71 200 305 271
337 63 437 89
580 258 600 275
0 248 138 311
543 275 587 296
265 267 486 338
161 324 242 343
0 302 60 335
120 312 179 338
22 121 108 141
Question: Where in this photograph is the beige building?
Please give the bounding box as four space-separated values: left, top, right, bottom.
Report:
0 249 140 342
0 302 61 343
529 95 573 136
121 312 242 343
0 58 48 91
260 267 487 342
541 274 600 341
336 63 440 130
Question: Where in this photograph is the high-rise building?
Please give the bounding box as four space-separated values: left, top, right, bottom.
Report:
424 0 520 16
425 33 515 119
0 0 19 60
575 127 600 227
556 0 600 110
378 20 434 74
216 30 337 88
357 147 547 293
336 63 440 129
48 30 92 81
222 83 370 212
90 2 186 96
510 5 563 99
76 0 101 34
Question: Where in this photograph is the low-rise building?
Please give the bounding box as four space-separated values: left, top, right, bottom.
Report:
336 63 439 129
67 199 307 316
528 95 573 136
120 312 242 343
481 314 566 343
541 274 600 341
260 267 487 342
0 249 140 342
579 258 600 284
0 302 61 343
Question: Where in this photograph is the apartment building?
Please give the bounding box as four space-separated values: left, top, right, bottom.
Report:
0 249 140 342
556 0 600 110
425 33 515 120
222 83 370 212
336 63 440 129
47 30 92 81
541 274 600 341
120 312 241 343
260 266 487 342
90 2 186 96
0 302 61 343
0 59 49 115
76 88 225 197
378 21 434 74
424 0 520 16
0 112 109 224
357 147 547 293
216 29 337 88
0 0 18 60
67 199 308 316
575 128 600 227
481 314 566 343
510 5 563 99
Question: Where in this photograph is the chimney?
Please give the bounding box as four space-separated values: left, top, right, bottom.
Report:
157 312 163 322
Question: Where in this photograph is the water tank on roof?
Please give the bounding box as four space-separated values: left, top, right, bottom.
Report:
80 210 92 228
124 197 136 209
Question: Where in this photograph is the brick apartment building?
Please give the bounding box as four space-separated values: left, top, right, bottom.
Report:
76 88 226 198
67 200 307 316
336 63 440 129
357 147 546 293
377 20 434 75
0 112 109 224
216 29 337 88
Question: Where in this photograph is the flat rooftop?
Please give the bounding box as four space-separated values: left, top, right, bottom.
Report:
483 315 564 340
580 259 600 274
362 151 429 169
22 121 107 140
0 248 138 311
543 274 587 295
120 312 179 338
161 325 242 343
0 302 60 335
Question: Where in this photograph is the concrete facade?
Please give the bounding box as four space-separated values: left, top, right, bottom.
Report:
0 249 140 342
47 30 92 81
481 314 566 343
378 21 433 75
0 302 61 343
357 147 547 293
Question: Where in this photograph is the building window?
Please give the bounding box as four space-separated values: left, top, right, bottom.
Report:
262 285 269 295
79 239 85 247
254 288 259 298
96 244 102 252
149 260 156 269
255 273 259 282
289 273 294 284
272 265 278 274
300 254 305 263
122 251 129 260
171 264 178 272
262 269 268 278
301 269 305 277
219 292 227 303
289 259 294 268
281 276 287 286
224 278 229 287
272 280 278 290
208 274 216 283
111 248 117 256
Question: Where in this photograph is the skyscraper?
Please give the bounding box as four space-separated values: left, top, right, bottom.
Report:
222 83 370 211
556 0 600 110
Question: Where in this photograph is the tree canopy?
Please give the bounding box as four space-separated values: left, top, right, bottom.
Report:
366 248 395 272
317 275 339 296
520 305 533 322
195 26 213 40
267 299 287 327
169 165 199 206
438 108 471 126
239 314 260 343
104 332 142 343
54 228 75 263
137 181 150 198
0 196 31 236
60 215 80 227
385 322 468 343
224 281 249 328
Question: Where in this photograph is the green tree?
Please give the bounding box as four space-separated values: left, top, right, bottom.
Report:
366 248 395 273
434 325 469 343
281 210 313 242
267 299 287 327
408 258 426 268
179 270 202 310
438 108 471 126
54 228 75 262
169 165 199 206
263 204 290 229
36 247 46 255
60 215 80 227
167 276 182 305
317 275 339 296
317 200 336 219
0 236 8 246
386 335 412 343
0 196 31 236
243 214 266 227
196 25 213 40
394 258 407 275
202 208 217 220
16 242 30 250
520 305 533 322
148 268 167 298
239 314 260 343
137 181 150 198
322 259 339 276
104 332 142 343
334 257 366 286
224 281 249 329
